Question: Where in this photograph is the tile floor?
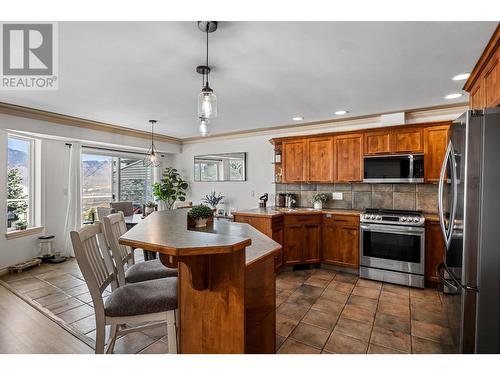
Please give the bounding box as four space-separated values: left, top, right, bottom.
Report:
275 268 455 354
1 259 454 354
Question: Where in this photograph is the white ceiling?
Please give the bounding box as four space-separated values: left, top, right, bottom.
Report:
0 21 496 139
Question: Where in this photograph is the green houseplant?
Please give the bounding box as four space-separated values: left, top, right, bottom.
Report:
312 193 328 210
15 220 28 230
152 167 189 209
145 201 157 216
188 205 213 227
202 191 224 209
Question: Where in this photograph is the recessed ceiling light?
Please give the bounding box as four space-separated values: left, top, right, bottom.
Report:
452 73 470 81
445 93 463 100
292 116 304 121
334 110 349 115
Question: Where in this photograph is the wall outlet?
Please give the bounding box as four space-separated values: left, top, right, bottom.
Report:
332 192 343 200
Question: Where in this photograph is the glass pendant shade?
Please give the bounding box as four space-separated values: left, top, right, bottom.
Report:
197 88 217 119
199 118 210 137
143 120 161 167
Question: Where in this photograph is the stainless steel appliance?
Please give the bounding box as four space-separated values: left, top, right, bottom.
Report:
437 109 500 354
285 193 297 208
360 209 425 288
363 154 424 183
275 193 286 208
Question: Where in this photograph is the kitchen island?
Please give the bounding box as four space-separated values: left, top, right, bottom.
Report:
119 209 281 354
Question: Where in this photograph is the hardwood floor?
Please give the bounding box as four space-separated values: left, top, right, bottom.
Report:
0 284 93 354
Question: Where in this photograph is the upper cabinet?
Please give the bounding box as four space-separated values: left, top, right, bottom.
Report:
334 134 363 182
464 25 500 109
424 124 450 182
282 139 307 182
307 137 334 182
364 130 391 155
390 128 423 154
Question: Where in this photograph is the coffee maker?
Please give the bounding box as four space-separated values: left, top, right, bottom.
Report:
275 193 286 207
285 193 297 208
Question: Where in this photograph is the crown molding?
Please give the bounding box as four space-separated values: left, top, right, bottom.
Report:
0 101 468 146
0 102 182 145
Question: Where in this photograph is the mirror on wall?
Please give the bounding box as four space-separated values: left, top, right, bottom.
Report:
194 152 247 182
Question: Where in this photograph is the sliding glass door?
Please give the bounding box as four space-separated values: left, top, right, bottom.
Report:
81 152 153 221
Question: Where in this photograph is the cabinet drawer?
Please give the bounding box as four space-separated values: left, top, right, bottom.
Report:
323 214 359 225
284 214 322 226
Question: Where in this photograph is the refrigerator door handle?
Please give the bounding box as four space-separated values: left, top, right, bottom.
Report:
437 262 460 294
438 141 454 249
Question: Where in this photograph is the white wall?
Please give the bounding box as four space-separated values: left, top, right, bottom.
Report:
0 113 179 271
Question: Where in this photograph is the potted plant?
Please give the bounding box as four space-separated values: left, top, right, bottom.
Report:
145 201 156 216
152 167 189 210
188 205 214 228
15 220 28 230
312 193 328 210
201 191 224 209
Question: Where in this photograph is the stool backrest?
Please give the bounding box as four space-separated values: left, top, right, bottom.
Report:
102 212 134 286
70 222 117 313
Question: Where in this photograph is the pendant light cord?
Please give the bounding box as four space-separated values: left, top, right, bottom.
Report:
205 26 209 87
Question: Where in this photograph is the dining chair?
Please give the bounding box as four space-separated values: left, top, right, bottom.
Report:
97 207 115 221
173 201 193 209
70 222 178 354
110 201 135 216
102 212 178 287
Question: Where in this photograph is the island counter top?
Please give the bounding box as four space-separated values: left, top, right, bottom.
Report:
119 209 281 267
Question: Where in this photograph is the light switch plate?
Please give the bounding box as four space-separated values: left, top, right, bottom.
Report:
332 192 343 200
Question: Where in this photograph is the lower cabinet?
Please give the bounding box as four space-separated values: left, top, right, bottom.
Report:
283 215 322 265
322 215 360 268
425 220 445 283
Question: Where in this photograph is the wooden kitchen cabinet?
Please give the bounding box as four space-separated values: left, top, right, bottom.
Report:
282 139 307 182
334 134 363 182
364 130 391 155
283 214 322 265
391 128 423 153
465 25 500 109
424 124 450 182
307 137 334 182
322 215 360 268
425 220 445 283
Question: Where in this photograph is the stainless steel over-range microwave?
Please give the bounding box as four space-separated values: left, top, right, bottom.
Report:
363 154 424 183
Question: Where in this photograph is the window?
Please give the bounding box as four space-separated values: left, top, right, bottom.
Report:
194 152 247 182
81 152 153 221
7 135 34 231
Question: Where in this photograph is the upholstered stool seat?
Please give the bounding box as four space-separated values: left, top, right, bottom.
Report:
125 259 178 284
105 277 178 317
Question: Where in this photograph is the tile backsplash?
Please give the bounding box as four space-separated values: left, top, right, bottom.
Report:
275 183 439 214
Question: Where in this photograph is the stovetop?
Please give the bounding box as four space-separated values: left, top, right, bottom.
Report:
361 208 425 226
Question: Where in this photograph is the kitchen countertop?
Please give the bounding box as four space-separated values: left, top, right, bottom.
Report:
119 209 281 267
233 207 363 218
233 206 440 222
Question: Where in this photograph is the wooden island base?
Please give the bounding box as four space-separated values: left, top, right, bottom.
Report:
120 210 280 354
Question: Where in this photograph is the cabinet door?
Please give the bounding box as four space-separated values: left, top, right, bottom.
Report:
364 130 391 155
334 224 360 268
283 224 303 265
334 134 363 182
483 53 500 108
303 223 321 263
307 137 334 182
470 83 484 110
425 221 445 283
282 139 306 182
424 125 450 182
391 128 423 153
321 224 337 264
272 226 284 269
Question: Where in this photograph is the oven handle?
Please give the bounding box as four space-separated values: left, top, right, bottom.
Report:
360 224 424 235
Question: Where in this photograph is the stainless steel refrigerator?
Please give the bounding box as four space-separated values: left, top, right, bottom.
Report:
438 108 500 353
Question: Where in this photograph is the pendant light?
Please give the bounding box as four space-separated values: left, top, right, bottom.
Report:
196 21 218 136
143 120 160 167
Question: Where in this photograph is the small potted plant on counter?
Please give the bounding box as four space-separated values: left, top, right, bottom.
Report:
144 201 156 216
312 193 328 210
202 191 224 209
15 220 28 230
188 205 214 227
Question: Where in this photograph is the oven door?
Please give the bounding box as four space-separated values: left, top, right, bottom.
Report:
360 223 425 275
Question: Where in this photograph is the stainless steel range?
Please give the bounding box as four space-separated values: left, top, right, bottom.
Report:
360 208 425 288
